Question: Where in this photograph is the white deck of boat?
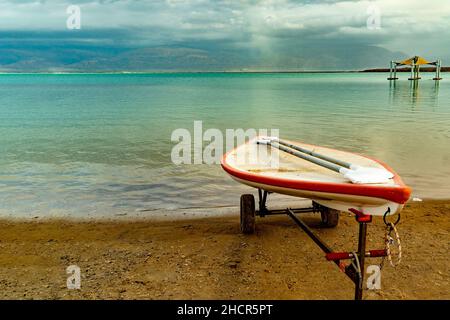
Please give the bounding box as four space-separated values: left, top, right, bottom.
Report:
225 139 396 187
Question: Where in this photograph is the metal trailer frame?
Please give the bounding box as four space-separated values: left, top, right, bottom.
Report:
252 189 388 300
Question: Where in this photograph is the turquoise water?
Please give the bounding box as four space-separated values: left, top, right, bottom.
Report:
0 73 449 217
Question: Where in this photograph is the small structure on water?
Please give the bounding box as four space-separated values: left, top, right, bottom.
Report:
388 56 442 81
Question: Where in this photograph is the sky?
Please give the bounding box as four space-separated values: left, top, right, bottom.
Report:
1 0 449 71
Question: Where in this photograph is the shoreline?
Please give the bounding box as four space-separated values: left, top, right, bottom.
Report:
0 71 362 74
0 199 448 299
0 197 439 222
0 70 447 75
0 197 310 222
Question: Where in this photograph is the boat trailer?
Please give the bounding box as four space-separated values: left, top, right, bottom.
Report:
240 189 401 300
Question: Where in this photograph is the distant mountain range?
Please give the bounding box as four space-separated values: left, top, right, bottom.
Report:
0 43 409 72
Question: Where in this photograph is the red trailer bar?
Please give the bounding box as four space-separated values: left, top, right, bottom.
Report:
326 249 387 261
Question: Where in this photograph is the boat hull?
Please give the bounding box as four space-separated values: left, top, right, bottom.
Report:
230 176 403 215
221 138 411 216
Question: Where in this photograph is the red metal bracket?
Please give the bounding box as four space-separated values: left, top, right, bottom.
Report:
326 249 387 261
349 208 372 222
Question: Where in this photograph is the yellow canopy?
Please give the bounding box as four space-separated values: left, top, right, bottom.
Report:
399 56 431 66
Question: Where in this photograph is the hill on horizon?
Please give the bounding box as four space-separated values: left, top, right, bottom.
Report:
0 43 408 73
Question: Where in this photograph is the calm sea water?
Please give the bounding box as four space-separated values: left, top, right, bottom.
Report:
0 73 449 218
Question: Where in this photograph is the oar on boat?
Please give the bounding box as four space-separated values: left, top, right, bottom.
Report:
276 139 352 169
256 137 394 184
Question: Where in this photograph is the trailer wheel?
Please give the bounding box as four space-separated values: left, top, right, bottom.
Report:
314 202 339 228
240 194 255 234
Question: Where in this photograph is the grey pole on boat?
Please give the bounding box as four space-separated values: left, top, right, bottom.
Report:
268 141 342 173
276 138 353 169
257 137 394 184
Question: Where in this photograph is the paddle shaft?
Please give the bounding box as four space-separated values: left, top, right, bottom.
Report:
276 139 352 169
258 138 394 184
270 141 342 173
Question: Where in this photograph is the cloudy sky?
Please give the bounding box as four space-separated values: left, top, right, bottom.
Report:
1 0 449 71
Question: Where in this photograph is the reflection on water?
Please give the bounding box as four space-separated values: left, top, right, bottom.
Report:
389 78 440 109
0 73 449 218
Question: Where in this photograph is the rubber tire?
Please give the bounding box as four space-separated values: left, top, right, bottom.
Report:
320 206 340 228
240 194 255 234
313 201 339 228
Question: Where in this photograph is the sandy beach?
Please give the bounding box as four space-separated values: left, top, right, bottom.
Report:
0 199 448 300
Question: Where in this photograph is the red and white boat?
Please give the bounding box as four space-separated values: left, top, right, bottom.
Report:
221 137 411 216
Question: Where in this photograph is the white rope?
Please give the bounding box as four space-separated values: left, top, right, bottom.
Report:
351 251 362 282
385 222 402 267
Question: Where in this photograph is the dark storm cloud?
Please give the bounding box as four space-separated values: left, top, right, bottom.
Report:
0 0 449 70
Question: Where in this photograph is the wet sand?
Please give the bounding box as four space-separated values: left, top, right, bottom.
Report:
0 200 448 300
